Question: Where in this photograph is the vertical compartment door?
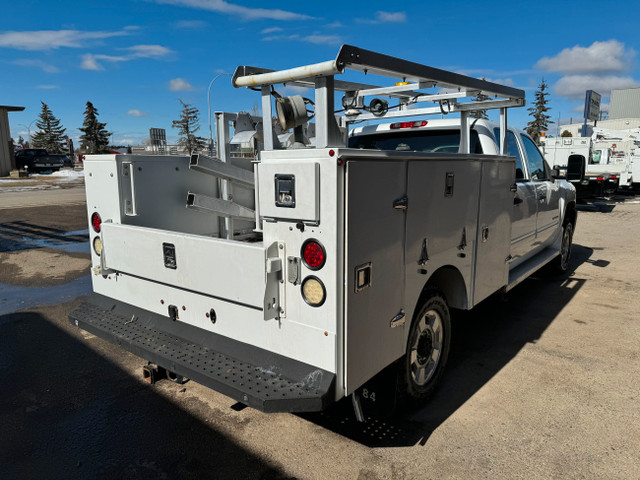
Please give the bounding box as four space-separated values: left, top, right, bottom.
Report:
472 159 514 305
345 160 407 394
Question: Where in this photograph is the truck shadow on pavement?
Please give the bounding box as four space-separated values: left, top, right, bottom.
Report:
0 307 291 479
302 244 603 447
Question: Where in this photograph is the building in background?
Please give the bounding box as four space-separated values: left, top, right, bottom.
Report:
609 88 640 120
559 88 640 137
0 105 25 176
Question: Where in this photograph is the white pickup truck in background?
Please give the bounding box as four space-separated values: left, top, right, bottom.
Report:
70 45 579 419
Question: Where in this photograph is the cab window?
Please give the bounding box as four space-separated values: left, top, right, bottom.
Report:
348 129 483 153
520 134 548 181
494 128 525 180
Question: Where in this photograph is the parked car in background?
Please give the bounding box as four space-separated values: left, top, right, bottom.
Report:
14 149 64 172
48 153 74 168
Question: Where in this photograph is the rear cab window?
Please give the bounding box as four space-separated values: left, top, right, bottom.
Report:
348 129 483 154
494 128 525 181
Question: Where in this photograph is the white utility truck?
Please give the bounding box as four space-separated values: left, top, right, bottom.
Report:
70 46 578 419
542 127 640 195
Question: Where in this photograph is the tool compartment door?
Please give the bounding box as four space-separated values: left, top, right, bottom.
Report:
472 159 514 305
345 160 406 394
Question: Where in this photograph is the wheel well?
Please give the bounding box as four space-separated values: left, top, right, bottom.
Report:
417 266 468 312
564 201 577 227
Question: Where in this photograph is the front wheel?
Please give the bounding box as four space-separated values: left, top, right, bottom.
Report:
398 289 451 403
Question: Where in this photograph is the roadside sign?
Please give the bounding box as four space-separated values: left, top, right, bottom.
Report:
584 90 601 122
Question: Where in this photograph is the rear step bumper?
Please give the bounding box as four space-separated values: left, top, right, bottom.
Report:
69 294 335 413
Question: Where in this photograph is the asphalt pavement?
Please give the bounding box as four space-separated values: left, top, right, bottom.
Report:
1 184 639 479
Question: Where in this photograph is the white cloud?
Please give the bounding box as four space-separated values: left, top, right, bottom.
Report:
36 85 60 90
536 40 636 75
281 85 310 96
126 44 173 58
484 77 516 87
0 29 131 51
154 0 313 20
81 45 173 70
357 11 407 24
13 59 59 73
303 34 343 45
127 109 148 117
553 75 640 99
325 21 343 28
375 11 407 23
174 19 208 29
261 27 283 34
169 78 194 91
262 33 343 45
81 54 103 70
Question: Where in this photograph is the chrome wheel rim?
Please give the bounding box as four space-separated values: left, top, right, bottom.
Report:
410 309 443 387
560 224 572 270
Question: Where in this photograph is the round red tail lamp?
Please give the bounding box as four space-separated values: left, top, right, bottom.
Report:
301 239 326 270
91 212 102 233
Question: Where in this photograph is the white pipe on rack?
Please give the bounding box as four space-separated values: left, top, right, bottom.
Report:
234 60 343 88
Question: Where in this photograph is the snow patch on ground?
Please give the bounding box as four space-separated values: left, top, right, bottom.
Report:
34 169 85 181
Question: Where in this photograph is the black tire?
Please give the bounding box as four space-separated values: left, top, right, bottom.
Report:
397 289 452 403
552 221 574 274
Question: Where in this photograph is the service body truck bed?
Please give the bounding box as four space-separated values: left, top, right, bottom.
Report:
71 46 578 416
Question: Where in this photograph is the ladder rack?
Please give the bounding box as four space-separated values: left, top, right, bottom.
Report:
232 45 526 155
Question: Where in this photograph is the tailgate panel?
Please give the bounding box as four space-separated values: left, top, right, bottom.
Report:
101 223 265 308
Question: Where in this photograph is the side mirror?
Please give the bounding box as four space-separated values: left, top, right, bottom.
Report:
567 154 586 182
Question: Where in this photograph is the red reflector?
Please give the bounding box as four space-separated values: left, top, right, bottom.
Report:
390 120 428 129
610 175 617 179
91 212 102 233
302 240 326 270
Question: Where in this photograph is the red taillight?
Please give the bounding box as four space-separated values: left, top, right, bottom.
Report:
390 120 428 129
596 176 604 180
610 175 617 179
91 212 102 233
301 240 326 270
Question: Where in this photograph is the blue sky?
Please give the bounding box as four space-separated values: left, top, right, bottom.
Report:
2 0 639 145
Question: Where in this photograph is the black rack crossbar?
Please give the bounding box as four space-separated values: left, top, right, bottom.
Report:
335 45 524 99
233 44 524 101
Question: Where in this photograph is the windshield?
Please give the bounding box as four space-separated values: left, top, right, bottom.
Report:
348 129 482 153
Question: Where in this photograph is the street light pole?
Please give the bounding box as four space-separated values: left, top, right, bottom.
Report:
208 73 232 155
17 119 37 145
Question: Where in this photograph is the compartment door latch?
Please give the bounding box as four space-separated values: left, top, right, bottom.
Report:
264 242 286 321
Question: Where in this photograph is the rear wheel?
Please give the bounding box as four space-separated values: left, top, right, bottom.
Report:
398 289 451 403
553 221 574 274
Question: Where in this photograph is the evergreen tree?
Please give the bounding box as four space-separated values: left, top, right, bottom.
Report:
30 101 67 153
17 136 25 146
525 79 553 143
470 78 490 120
172 100 206 154
79 101 110 154
561 130 572 137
